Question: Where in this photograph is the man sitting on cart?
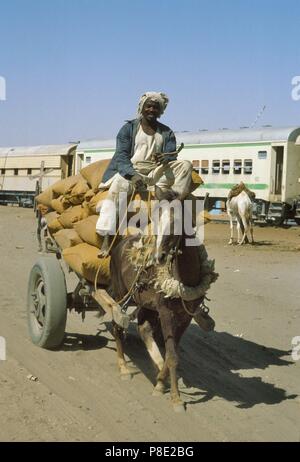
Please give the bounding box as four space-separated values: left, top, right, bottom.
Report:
96 91 193 257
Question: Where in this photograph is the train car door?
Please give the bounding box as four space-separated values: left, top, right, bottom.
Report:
274 146 283 195
61 155 74 179
271 146 284 199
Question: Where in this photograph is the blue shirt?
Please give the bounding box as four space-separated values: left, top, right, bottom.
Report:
102 119 177 182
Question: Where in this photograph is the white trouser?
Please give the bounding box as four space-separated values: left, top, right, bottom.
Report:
96 160 193 235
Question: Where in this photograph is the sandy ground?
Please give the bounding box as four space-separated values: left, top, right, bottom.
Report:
0 205 299 442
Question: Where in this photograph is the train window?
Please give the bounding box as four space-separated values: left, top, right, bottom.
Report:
222 160 230 174
192 160 200 174
14 169 19 176
244 159 252 174
27 168 32 175
258 151 267 159
212 160 220 174
1 169 5 175
86 156 92 164
234 159 242 174
201 160 209 174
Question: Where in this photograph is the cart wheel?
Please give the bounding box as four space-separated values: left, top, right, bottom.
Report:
27 257 67 349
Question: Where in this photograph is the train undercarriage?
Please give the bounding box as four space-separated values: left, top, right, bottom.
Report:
204 195 300 226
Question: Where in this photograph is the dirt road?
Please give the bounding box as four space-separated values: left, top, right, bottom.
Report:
0 206 299 442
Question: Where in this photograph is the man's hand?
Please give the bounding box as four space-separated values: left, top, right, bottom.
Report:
153 152 169 166
131 174 146 191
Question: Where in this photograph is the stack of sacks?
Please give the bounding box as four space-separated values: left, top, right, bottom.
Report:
35 159 203 286
35 159 140 286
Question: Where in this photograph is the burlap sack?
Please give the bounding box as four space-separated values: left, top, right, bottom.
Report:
52 175 81 198
73 215 103 248
190 169 204 193
65 177 90 205
53 228 83 250
48 218 64 234
84 189 95 202
80 159 110 191
62 243 110 285
58 204 90 229
185 193 210 225
35 186 53 208
88 189 109 214
51 196 71 214
44 211 58 225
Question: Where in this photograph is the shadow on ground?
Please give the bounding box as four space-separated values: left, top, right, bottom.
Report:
61 331 108 351
112 323 297 409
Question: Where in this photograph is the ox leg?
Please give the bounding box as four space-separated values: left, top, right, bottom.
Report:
112 321 132 380
238 225 246 244
250 218 254 244
158 302 185 412
138 320 164 372
137 312 169 397
239 215 249 245
154 360 170 397
237 216 245 244
228 214 234 245
236 220 241 244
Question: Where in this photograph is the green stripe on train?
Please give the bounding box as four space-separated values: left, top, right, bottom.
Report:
198 183 268 190
84 148 115 153
183 142 271 149
84 142 270 153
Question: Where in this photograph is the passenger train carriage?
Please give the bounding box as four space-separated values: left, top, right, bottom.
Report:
1 127 300 224
0 144 77 206
77 126 300 224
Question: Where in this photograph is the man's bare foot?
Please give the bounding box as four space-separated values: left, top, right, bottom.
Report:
98 235 112 258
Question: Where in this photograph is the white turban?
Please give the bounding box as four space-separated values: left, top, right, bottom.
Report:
137 92 169 117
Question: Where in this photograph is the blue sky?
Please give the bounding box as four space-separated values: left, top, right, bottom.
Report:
0 0 300 146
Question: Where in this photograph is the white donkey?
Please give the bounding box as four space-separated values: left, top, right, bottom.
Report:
226 190 254 245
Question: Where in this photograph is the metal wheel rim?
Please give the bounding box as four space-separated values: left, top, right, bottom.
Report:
30 276 46 330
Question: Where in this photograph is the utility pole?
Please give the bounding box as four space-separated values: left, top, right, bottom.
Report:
29 161 54 194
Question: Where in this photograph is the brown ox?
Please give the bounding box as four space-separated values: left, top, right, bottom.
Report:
109 191 218 412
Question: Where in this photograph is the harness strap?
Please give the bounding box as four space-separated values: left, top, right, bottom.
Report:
180 297 210 317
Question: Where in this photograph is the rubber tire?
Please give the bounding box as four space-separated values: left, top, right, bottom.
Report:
27 257 67 349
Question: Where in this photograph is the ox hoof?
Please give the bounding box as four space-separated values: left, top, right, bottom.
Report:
152 383 165 396
228 240 233 245
173 402 185 413
152 388 164 397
